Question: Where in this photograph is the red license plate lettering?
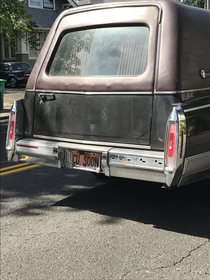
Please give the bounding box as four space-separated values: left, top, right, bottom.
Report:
72 152 100 171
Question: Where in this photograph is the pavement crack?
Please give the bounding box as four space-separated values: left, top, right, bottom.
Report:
154 240 210 270
121 270 131 280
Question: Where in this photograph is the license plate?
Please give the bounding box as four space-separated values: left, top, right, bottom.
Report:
72 151 100 172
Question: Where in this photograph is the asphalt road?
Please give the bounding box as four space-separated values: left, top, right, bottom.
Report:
1 120 210 280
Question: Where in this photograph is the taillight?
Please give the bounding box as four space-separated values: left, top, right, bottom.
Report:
166 122 177 167
9 112 15 140
7 112 16 148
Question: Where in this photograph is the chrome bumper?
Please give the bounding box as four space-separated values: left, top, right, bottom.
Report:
10 137 166 184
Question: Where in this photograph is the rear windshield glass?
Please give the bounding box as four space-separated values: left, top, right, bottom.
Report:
49 26 149 76
12 63 31 70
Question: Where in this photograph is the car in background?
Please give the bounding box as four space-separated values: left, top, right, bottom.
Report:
0 62 32 88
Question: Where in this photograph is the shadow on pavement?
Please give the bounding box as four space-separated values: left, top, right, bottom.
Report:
1 130 210 240
53 176 210 240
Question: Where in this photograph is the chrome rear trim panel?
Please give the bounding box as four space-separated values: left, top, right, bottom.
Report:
109 148 164 171
109 167 165 183
15 138 165 183
16 138 56 159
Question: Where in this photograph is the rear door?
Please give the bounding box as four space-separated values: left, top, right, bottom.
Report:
34 4 161 147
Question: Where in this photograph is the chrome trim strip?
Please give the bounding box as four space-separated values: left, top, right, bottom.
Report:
34 89 153 95
158 5 162 24
180 87 210 93
154 19 162 92
184 104 210 113
25 90 35 93
33 134 151 150
182 151 210 176
26 88 210 96
53 142 113 153
155 91 179 95
155 87 210 94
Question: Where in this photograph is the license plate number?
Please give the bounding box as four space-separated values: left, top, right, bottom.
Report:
72 151 100 171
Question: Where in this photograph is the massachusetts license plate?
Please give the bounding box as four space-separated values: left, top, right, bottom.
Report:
72 151 100 171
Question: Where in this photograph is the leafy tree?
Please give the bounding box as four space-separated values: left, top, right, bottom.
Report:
182 0 207 8
0 0 39 49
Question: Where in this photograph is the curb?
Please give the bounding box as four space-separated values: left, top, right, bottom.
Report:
0 88 25 121
0 109 11 121
0 110 11 121
0 114 10 121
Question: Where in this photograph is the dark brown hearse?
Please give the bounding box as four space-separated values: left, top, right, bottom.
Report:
6 0 210 188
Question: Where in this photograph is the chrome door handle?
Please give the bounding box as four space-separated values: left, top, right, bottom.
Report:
200 70 210 79
38 93 55 104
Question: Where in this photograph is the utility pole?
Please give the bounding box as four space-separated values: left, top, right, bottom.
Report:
207 0 210 10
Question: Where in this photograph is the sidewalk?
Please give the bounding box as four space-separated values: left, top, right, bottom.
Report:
0 87 25 121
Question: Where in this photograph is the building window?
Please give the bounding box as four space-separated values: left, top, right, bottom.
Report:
29 0 54 9
43 0 54 9
29 31 48 59
30 0 41 8
1 34 16 60
29 45 37 59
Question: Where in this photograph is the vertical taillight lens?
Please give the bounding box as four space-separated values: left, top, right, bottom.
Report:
7 112 15 148
166 123 176 167
9 112 15 140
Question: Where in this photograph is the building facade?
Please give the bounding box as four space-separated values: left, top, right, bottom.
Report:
0 0 103 67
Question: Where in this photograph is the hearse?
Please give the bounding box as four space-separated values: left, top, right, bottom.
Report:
6 0 210 188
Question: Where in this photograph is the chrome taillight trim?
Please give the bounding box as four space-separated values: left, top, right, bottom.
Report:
6 102 17 161
164 106 186 187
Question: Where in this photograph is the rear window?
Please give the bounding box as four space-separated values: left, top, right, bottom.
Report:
12 63 31 70
49 26 149 76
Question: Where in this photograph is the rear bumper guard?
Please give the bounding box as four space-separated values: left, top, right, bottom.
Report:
12 138 166 184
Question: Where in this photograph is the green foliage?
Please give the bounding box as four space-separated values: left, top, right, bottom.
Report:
182 0 207 8
0 0 39 49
